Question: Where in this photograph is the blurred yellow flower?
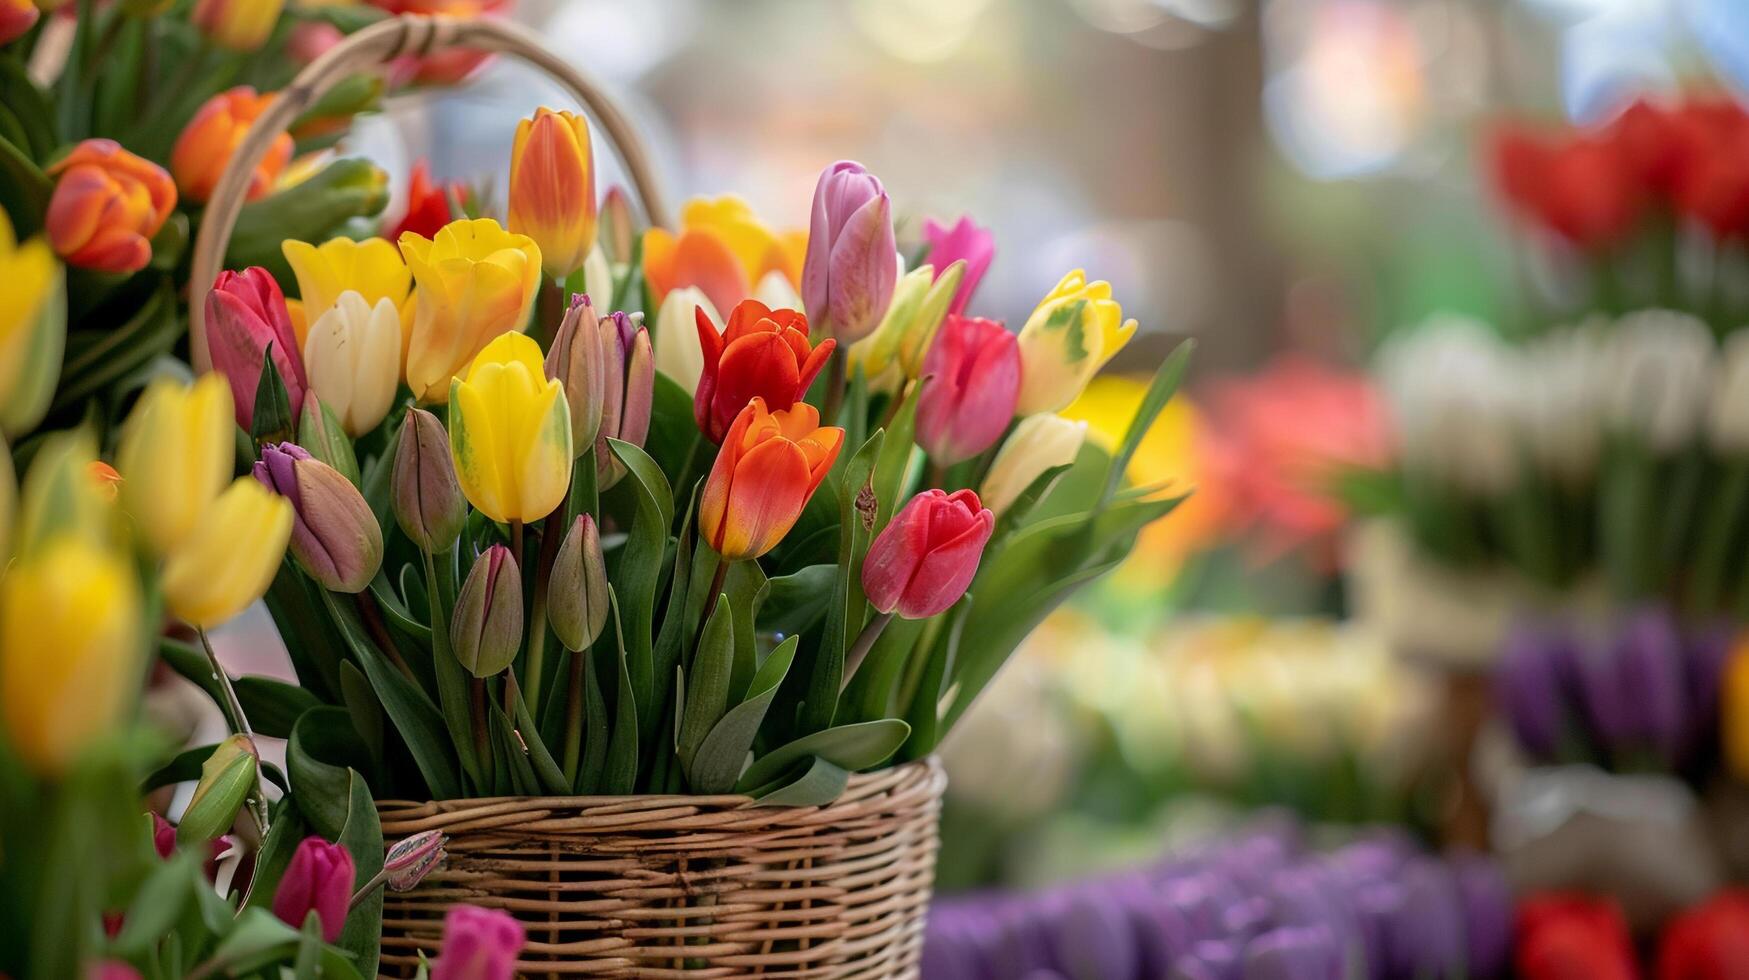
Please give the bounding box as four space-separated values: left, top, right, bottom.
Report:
0 207 64 439
116 375 233 558
400 218 541 403
161 478 293 629
643 195 806 317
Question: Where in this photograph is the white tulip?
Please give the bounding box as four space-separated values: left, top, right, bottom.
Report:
1603 309 1714 453
1708 328 1749 454
1519 320 1608 485
1377 313 1520 495
752 268 803 312
652 287 718 395
581 244 614 306
981 413 1087 517
302 290 400 437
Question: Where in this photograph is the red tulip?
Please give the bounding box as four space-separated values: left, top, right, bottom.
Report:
272 836 355 942
1657 890 1749 980
915 315 1020 465
386 160 468 243
693 299 834 444
206 267 307 430
699 398 842 561
862 489 994 619
1515 893 1639 980
1667 102 1749 239
1487 125 1644 250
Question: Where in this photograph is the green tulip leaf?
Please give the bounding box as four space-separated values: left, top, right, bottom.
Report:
687 635 798 794
758 564 835 640
600 587 640 794
607 438 673 744
676 597 733 772
751 756 851 807
797 430 882 735
735 718 910 795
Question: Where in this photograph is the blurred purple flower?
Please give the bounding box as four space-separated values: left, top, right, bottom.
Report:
1497 621 1569 760
1173 938 1244 980
1613 608 1687 766
1385 857 1466 979
1055 888 1139 980
1242 925 1344 980
1450 852 1512 979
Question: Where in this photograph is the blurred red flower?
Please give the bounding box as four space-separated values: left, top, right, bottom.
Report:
1657 890 1749 980
1515 893 1639 980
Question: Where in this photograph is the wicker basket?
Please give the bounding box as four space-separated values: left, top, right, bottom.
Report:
375 758 947 978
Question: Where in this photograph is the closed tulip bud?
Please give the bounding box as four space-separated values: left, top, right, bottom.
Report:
393 407 467 553
694 299 834 443
0 536 142 776
298 394 360 487
1015 270 1139 415
254 443 383 593
452 544 522 677
921 215 994 317
171 87 292 204
192 0 284 52
980 414 1087 517
916 315 1020 465
116 375 234 557
432 904 525 980
545 293 606 457
384 830 447 891
207 267 308 431
401 218 542 403
801 160 897 344
700 398 843 561
863 489 994 619
281 235 413 349
852 260 965 382
0 208 64 439
177 734 258 845
599 185 636 264
449 332 573 523
303 290 400 437
548 514 608 652
595 310 653 488
508 107 598 280
162 477 294 628
272 837 355 942
0 0 38 46
45 139 175 274
582 245 613 306
653 286 718 395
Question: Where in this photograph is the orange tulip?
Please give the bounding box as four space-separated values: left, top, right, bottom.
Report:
643 197 805 317
508 107 597 280
172 87 293 204
699 397 842 561
45 139 176 275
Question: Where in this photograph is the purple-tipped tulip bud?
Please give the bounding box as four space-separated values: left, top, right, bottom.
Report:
595 310 653 489
801 160 897 344
254 442 383 593
1450 853 1512 979
546 293 607 459
548 514 608 652
393 408 467 553
384 830 447 891
452 545 522 677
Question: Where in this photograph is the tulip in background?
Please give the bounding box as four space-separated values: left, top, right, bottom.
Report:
694 299 834 442
386 160 469 242
303 291 402 436
206 266 308 431
44 139 176 274
981 413 1089 517
915 314 1021 465
272 837 357 942
700 398 844 561
191 0 285 52
1657 890 1749 980
1514 893 1638 980
432 905 526 980
644 195 806 316
801 160 897 345
448 332 573 524
509 108 598 281
920 215 995 317
401 218 543 402
171 87 293 203
0 0 37 46
1015 269 1140 415
653 286 718 394
0 209 64 439
115 374 233 556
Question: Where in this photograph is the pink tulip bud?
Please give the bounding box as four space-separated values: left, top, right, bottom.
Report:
596 310 653 488
546 293 607 459
452 545 523 678
914 314 1020 465
254 442 384 593
384 830 448 891
86 961 142 980
921 215 995 317
432 904 526 980
862 489 994 619
272 836 356 942
392 408 468 553
801 160 897 344
206 267 307 430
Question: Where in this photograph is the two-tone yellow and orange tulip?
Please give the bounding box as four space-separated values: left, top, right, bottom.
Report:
0 208 64 439
400 218 541 402
45 139 176 275
1014 269 1138 415
699 397 842 561
171 87 293 204
281 235 413 349
191 0 284 52
448 332 573 524
508 107 597 281
644 196 805 319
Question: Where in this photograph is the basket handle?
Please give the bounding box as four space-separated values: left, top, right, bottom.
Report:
188 13 672 372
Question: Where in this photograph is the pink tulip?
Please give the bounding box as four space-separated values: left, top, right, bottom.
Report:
272 837 355 942
801 160 896 344
915 315 1020 465
206 267 307 430
862 489 994 619
86 961 142 980
921 215 994 317
432 904 526 980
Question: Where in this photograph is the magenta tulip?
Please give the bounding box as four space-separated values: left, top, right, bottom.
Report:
206 267 307 430
862 489 994 619
801 160 896 344
921 215 994 317
916 315 1020 465
432 904 526 980
272 836 355 942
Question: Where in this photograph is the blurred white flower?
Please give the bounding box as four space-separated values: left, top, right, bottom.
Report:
1518 320 1609 486
1378 313 1520 495
1708 328 1749 454
1603 310 1715 453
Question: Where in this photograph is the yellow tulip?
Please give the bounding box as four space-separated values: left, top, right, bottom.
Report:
161 477 293 629
447 332 572 523
508 108 597 281
115 374 233 557
303 290 401 436
191 0 283 52
1014 269 1138 415
0 438 12 566
0 536 143 775
980 413 1087 517
400 218 542 403
851 260 965 382
281 235 413 350
14 430 115 562
0 207 65 438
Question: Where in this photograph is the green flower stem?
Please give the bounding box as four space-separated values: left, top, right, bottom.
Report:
840 611 894 691
195 627 270 839
560 639 591 785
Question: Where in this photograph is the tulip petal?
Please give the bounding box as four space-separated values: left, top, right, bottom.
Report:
717 437 811 560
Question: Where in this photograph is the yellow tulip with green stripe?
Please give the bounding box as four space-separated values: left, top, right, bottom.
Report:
160 477 293 629
448 332 573 524
281 235 413 350
115 374 233 558
400 218 542 403
1014 269 1138 415
0 208 64 438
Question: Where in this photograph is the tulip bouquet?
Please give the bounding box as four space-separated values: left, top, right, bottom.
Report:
177 101 1184 842
0 0 519 459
